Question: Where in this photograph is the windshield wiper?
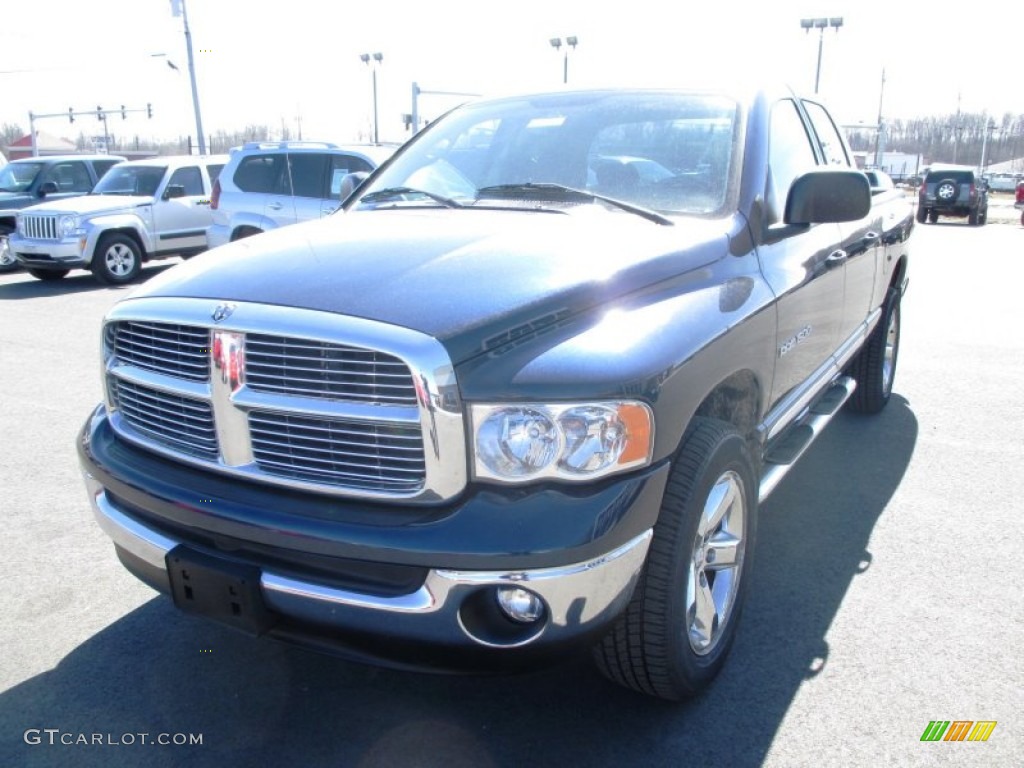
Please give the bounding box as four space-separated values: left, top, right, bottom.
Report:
360 186 464 209
475 183 674 226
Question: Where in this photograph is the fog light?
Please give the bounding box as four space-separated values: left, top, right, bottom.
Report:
495 586 544 624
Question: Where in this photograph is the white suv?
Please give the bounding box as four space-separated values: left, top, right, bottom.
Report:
11 154 227 284
207 141 396 247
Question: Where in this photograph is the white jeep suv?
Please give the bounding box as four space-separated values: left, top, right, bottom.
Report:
11 154 227 284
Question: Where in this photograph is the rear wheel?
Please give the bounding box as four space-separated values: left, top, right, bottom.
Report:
28 268 69 281
92 233 142 284
848 286 901 414
593 418 757 700
916 206 927 224
968 207 979 226
928 210 939 223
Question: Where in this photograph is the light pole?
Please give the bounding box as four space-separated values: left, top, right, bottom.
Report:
800 17 843 94
170 0 206 155
979 120 996 175
549 36 578 84
360 52 383 144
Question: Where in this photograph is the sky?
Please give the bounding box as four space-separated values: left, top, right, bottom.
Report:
2 0 1020 150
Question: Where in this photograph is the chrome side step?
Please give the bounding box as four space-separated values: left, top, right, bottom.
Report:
758 375 856 503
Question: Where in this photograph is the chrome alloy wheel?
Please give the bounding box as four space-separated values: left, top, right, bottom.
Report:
103 242 137 277
686 469 746 656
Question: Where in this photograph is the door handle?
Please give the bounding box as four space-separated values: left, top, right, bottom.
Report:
825 250 847 267
267 202 283 211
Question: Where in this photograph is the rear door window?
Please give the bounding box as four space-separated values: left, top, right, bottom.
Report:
233 154 287 193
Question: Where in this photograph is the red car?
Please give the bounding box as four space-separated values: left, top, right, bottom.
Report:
1016 181 1024 225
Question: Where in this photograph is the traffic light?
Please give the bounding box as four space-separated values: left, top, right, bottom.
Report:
121 105 126 119
147 103 153 119
97 106 103 121
69 107 74 124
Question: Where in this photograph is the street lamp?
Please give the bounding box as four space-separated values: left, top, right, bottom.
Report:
549 36 578 84
360 52 384 144
800 17 843 94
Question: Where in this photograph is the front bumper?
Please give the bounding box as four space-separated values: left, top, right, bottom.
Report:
80 407 665 670
10 234 88 268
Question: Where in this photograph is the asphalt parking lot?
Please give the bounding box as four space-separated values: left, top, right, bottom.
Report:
0 215 1021 767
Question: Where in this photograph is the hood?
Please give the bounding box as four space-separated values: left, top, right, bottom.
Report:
0 191 35 212
130 207 731 363
21 194 154 215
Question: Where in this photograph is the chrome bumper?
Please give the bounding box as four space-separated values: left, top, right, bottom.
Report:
85 475 652 651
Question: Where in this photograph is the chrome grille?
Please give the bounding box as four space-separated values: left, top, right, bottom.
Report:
250 412 425 492
107 322 210 381
110 379 217 460
245 334 417 405
101 299 465 502
19 214 59 240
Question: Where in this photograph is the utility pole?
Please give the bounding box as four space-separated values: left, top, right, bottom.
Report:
873 68 886 168
170 0 206 155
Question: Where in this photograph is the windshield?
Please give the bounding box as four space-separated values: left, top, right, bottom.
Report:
92 165 167 196
353 91 739 216
0 162 44 193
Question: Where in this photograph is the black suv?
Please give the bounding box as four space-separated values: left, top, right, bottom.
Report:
917 166 988 225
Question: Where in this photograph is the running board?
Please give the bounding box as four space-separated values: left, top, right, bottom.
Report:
758 375 856 503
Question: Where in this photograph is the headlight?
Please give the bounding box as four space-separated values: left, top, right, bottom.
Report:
57 215 79 238
471 401 653 483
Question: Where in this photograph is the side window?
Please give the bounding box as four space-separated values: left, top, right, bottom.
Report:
233 154 285 194
802 100 851 166
167 166 204 196
329 154 373 196
287 153 330 198
46 162 93 193
766 99 818 224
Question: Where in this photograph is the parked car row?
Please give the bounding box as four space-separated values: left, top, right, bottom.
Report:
1 140 397 283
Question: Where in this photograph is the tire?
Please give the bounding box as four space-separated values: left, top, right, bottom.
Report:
928 210 939 224
28 268 69 281
968 207 979 226
848 286 901 414
934 178 959 203
915 206 926 224
593 418 758 701
0 229 19 272
92 233 142 284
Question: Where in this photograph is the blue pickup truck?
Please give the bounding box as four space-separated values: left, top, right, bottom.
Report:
78 86 912 700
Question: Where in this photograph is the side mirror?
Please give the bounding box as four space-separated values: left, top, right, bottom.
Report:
338 172 369 203
785 170 871 225
163 184 186 200
38 181 59 197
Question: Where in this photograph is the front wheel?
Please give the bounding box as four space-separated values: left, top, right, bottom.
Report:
848 286 901 414
92 234 142 284
593 418 758 700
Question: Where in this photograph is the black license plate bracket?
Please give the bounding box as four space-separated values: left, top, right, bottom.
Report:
166 546 278 636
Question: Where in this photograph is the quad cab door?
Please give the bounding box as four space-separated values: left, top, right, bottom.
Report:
756 97 847 407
